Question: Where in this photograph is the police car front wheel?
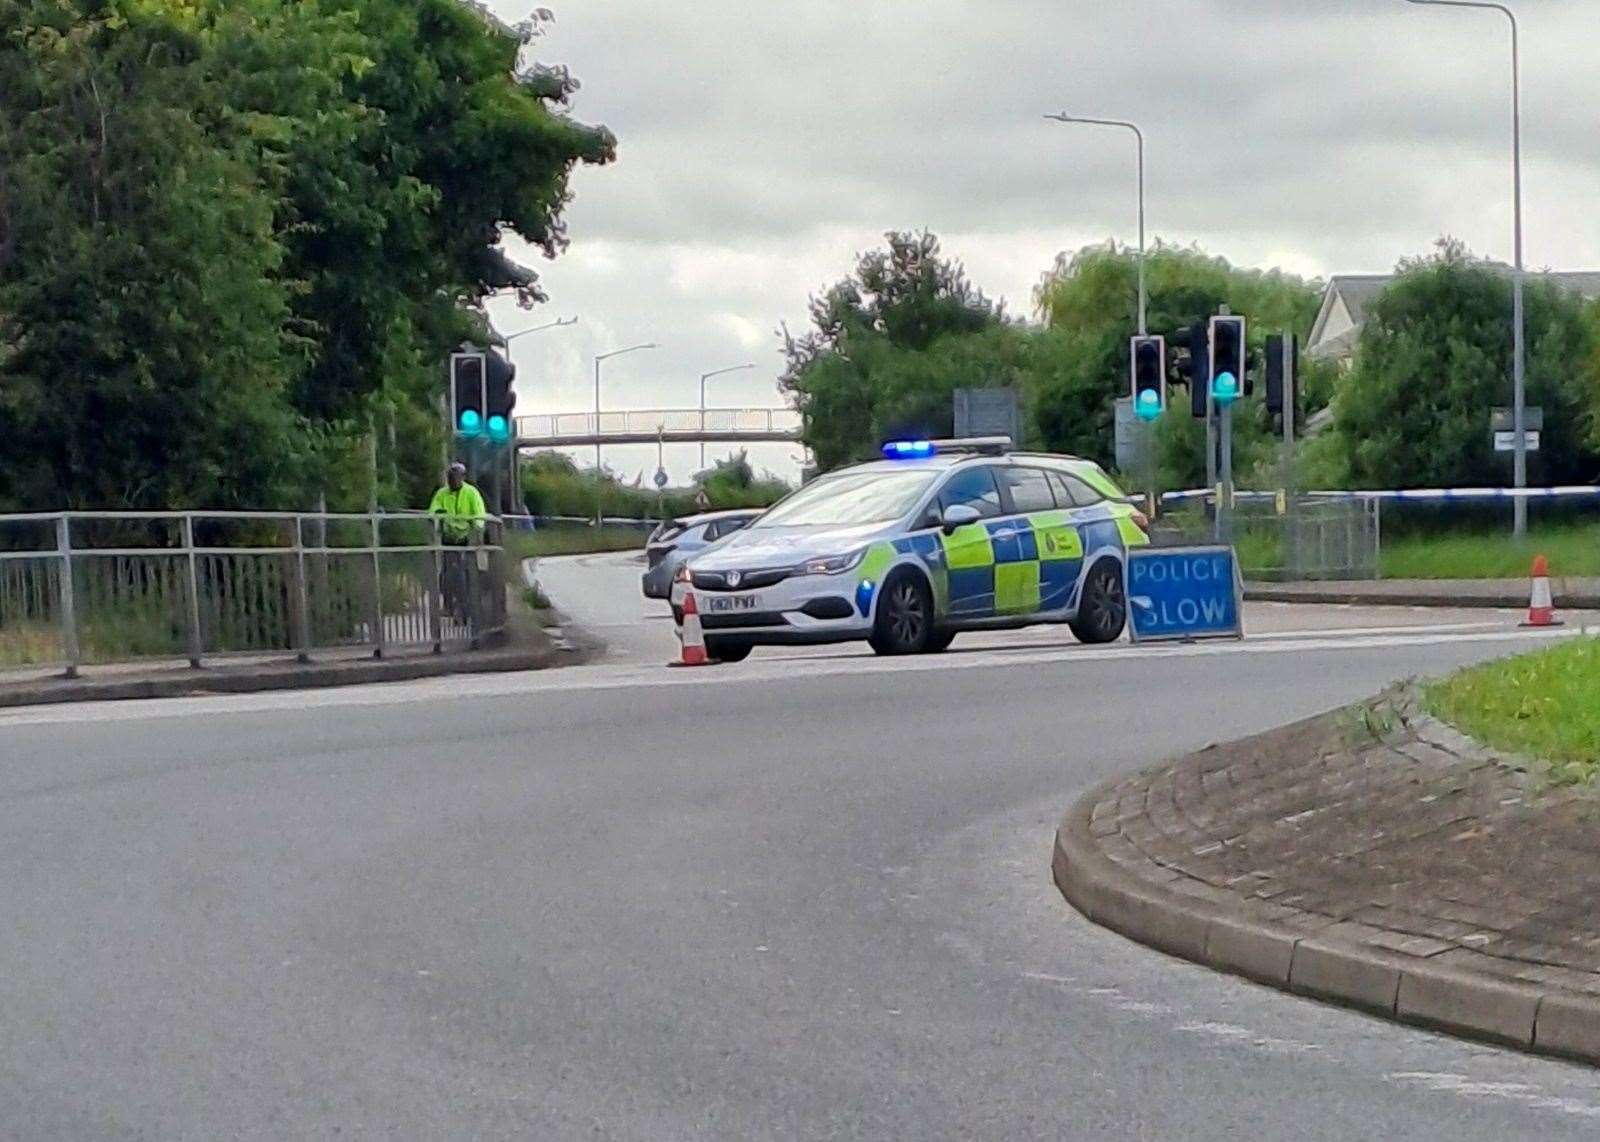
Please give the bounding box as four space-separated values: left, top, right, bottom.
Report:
869 572 934 656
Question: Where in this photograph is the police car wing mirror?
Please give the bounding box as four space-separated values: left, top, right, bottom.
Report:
941 504 981 534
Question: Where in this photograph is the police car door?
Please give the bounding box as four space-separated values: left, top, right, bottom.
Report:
934 465 1004 618
1049 469 1123 570
990 466 1060 617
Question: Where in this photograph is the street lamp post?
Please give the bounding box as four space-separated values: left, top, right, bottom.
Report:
501 315 577 345
494 316 577 515
1403 0 1527 536
1044 114 1146 336
698 363 757 470
593 343 660 524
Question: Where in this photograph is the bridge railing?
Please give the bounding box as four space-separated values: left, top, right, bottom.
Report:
0 511 511 677
516 407 802 442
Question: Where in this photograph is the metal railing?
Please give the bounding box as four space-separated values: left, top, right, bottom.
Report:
1152 496 1382 581
0 512 510 677
516 407 802 444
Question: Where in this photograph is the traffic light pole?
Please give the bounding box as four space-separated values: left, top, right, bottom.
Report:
1215 401 1234 544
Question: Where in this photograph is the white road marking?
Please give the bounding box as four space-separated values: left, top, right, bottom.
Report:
1386 1072 1600 1119
0 624 1588 729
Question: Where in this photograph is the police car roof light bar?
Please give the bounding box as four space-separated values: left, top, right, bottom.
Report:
927 436 1013 456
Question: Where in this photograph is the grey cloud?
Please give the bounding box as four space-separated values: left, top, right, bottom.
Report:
492 0 1599 478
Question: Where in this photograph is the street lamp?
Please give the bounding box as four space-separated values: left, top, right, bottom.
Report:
500 315 578 344
1403 0 1527 536
1044 114 1147 336
492 316 577 517
595 340 656 495
698 363 756 470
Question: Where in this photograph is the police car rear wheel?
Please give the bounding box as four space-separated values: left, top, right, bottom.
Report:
869 573 932 656
1070 561 1126 644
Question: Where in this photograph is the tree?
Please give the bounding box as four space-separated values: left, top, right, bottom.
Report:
1031 242 1322 473
0 0 305 510
1328 241 1600 488
0 0 613 511
782 231 1009 469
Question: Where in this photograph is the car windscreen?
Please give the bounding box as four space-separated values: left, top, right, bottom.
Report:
753 469 938 528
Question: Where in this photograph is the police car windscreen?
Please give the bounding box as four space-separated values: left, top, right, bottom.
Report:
756 470 938 528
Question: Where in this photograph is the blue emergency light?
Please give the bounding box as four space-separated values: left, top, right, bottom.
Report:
882 439 936 460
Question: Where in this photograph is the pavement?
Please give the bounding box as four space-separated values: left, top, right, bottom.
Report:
6 551 1600 1138
1248 576 1600 609
1055 690 1600 1065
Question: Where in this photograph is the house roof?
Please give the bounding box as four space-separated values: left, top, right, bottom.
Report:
1307 267 1600 359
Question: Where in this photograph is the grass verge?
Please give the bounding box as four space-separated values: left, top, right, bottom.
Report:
1380 522 1600 580
505 524 649 559
1424 637 1600 783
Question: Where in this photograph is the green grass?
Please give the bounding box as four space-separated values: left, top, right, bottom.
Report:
505 524 648 560
1380 522 1600 580
1424 637 1600 783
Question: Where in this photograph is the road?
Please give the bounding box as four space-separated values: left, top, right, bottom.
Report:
2 553 1597 1139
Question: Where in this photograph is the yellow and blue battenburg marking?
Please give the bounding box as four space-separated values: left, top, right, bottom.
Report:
855 502 1143 622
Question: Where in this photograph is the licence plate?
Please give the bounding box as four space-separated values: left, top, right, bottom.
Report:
705 594 761 613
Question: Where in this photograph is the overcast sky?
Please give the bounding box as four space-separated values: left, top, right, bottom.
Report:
486 0 1598 482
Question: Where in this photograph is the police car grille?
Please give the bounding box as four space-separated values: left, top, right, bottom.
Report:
691 568 791 591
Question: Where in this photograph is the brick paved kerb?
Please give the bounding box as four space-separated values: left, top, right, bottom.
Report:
1053 692 1600 1064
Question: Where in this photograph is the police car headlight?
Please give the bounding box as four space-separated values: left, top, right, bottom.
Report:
800 549 866 576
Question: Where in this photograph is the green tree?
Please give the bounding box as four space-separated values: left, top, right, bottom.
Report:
0 0 305 510
782 231 1010 469
1032 242 1322 474
1329 242 1600 488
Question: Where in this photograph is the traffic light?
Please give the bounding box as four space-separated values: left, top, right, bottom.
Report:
1179 324 1211 419
485 348 516 445
450 351 487 438
1209 315 1246 404
1129 335 1166 411
1265 333 1298 419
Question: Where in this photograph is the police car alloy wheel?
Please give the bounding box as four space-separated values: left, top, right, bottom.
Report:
869 572 932 656
1069 561 1126 645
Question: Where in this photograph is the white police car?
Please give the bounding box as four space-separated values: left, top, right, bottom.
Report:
671 438 1150 661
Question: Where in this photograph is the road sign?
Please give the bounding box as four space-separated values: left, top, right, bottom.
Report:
653 467 669 489
1126 545 1244 644
954 388 1020 445
1494 430 1540 453
1491 406 1543 432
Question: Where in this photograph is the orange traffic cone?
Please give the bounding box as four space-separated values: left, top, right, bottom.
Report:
672 591 712 666
1521 554 1562 628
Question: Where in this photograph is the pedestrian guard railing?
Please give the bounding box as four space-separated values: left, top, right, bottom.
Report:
1152 485 1599 582
0 512 512 676
516 407 802 443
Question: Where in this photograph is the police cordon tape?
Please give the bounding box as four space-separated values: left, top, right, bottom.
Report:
1158 485 1600 504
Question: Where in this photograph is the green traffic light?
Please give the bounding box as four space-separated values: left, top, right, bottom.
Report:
487 414 510 443
458 408 483 437
1135 388 1161 423
1211 372 1240 407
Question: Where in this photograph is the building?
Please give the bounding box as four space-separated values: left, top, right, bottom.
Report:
1306 268 1600 366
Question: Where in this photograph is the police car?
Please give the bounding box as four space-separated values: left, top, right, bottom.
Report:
671 438 1150 661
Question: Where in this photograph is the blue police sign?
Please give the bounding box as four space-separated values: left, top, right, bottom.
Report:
1125 545 1243 643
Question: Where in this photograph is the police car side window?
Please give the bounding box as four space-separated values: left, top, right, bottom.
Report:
1049 471 1103 508
999 467 1057 514
937 466 1003 520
